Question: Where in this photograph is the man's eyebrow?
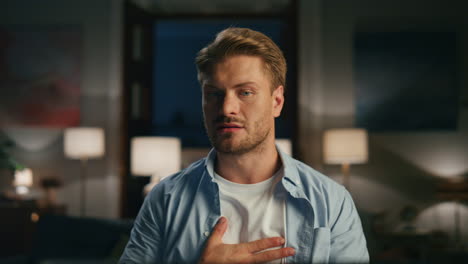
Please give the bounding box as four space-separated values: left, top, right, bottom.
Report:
234 82 259 88
203 82 258 90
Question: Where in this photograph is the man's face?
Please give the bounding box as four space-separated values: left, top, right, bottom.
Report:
202 55 284 154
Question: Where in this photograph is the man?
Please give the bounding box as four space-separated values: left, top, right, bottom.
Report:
120 27 369 264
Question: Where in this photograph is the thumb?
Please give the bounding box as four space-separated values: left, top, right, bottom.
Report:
206 217 228 246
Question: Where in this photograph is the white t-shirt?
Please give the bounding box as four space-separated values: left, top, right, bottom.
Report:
214 168 287 264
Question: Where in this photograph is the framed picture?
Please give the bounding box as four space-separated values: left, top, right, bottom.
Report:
354 31 459 131
0 25 82 128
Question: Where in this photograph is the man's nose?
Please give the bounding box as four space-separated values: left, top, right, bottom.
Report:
220 93 239 116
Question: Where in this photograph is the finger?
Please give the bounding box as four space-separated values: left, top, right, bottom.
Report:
244 237 285 253
251 247 295 264
205 217 228 247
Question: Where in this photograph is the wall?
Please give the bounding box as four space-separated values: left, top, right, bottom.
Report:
298 0 468 242
1 0 467 236
0 0 123 218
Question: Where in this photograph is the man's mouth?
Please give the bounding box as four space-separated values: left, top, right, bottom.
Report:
216 123 243 133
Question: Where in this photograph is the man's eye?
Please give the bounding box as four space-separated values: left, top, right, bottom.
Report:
240 91 253 96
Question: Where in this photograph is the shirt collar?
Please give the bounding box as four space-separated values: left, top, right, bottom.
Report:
205 148 217 181
276 146 301 188
204 145 302 188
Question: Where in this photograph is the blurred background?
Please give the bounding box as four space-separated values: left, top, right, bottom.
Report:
0 0 467 263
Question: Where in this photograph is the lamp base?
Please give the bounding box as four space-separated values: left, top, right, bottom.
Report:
143 174 161 195
341 163 350 189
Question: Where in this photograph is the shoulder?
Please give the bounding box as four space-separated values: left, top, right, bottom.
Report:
286 157 360 226
283 156 353 220
287 156 347 199
146 158 207 201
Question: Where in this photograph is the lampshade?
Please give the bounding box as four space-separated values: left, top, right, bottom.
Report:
131 137 181 178
13 168 33 187
323 128 368 164
276 138 292 156
64 127 105 159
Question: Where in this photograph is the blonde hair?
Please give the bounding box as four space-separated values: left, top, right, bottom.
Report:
195 27 287 92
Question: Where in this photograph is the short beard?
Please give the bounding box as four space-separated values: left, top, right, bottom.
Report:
204 116 271 155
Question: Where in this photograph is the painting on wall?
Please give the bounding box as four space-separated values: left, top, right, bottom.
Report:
354 31 459 131
0 25 82 128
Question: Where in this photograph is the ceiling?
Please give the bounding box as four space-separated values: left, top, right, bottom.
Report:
131 0 290 14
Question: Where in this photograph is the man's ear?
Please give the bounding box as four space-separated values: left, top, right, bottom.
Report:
272 85 284 118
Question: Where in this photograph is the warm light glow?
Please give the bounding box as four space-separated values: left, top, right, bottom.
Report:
2 127 62 151
31 212 40 222
323 128 368 164
131 137 181 178
14 168 33 187
276 138 292 156
371 133 468 179
64 127 105 159
16 186 29 195
417 202 468 239
429 158 468 179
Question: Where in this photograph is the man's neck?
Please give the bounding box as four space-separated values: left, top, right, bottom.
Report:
215 139 281 184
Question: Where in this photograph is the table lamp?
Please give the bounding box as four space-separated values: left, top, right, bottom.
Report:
64 127 105 216
13 168 33 195
323 128 368 189
131 136 181 194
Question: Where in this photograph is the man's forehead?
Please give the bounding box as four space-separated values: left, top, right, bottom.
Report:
200 56 269 87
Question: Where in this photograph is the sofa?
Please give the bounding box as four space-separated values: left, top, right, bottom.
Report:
1 214 133 264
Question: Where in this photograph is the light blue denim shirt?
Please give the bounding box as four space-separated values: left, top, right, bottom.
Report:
120 148 369 263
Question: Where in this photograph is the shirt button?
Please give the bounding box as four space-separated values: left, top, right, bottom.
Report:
204 231 210 237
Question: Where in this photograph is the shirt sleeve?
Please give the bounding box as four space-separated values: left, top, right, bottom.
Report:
119 190 164 264
329 189 370 263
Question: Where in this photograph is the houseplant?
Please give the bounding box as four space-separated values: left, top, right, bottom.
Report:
0 139 25 190
0 139 24 171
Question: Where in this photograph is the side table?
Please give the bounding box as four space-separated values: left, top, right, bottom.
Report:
0 202 66 257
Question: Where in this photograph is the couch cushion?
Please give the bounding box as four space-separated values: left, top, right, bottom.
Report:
30 215 133 261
